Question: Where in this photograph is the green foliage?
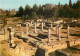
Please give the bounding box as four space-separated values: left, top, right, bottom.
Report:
15 0 80 20
5 10 11 17
37 5 43 15
24 4 31 16
21 15 30 21
31 12 36 18
69 0 72 8
2 15 7 27
17 6 24 17
33 4 39 12
63 4 73 18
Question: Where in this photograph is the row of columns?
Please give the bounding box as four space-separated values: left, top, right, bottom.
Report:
21 23 29 37
48 25 70 42
26 22 70 42
34 22 44 33
26 22 53 34
26 22 44 34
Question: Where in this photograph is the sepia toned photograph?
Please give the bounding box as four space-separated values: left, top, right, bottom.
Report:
0 0 80 56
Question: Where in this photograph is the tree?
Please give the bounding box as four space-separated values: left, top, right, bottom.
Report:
76 0 80 25
77 0 80 18
58 2 60 7
17 6 24 17
2 15 7 39
33 4 39 13
5 10 11 17
47 7 59 21
72 1 80 25
24 4 31 16
31 12 36 19
58 5 64 18
69 0 72 8
37 5 43 15
2 10 11 39
63 4 73 18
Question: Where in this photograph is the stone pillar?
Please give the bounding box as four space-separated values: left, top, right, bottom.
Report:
11 28 14 39
58 27 61 40
8 27 16 48
34 23 37 33
22 32 24 37
48 28 50 42
8 27 12 40
0 25 1 34
26 23 28 34
56 25 58 36
50 23 53 29
67 25 70 39
41 22 43 32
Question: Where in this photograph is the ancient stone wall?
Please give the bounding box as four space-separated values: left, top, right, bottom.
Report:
40 39 80 56
67 40 80 47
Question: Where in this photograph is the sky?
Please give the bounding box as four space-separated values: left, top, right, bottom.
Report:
0 0 78 10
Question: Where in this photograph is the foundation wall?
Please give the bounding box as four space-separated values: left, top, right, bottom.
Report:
44 39 80 56
67 40 80 47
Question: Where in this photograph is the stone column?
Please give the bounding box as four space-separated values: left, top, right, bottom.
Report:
8 28 16 48
56 25 58 36
26 23 28 34
31 21 33 24
58 27 61 40
50 23 53 29
11 28 14 39
48 28 50 42
8 27 12 41
41 22 43 32
0 25 1 34
67 25 70 39
34 23 37 33
11 28 14 45
22 32 24 37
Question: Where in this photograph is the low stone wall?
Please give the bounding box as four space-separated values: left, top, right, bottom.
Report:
39 39 80 56
67 39 80 47
45 42 67 53
59 42 67 49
